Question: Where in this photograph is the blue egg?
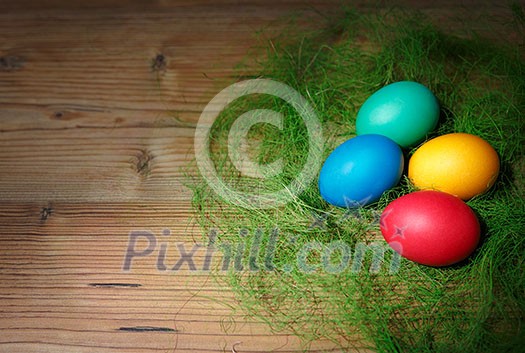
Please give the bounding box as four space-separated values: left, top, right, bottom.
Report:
318 134 404 207
356 81 439 148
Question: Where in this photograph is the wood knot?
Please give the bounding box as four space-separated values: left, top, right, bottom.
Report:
54 111 64 119
0 55 25 71
135 149 153 177
51 110 76 121
151 53 167 73
40 206 53 221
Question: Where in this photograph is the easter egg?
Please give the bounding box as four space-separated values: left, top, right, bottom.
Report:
356 81 440 148
408 133 500 200
318 134 404 207
380 190 480 266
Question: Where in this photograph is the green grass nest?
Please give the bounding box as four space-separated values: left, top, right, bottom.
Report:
188 5 525 353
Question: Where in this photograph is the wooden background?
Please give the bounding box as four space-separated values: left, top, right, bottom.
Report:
0 1 518 352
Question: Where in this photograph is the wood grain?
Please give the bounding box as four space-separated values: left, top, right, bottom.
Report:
0 2 350 352
0 1 517 352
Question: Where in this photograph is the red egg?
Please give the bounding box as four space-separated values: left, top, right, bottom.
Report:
380 190 480 266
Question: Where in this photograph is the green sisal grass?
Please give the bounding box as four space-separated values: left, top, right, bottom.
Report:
187 5 525 353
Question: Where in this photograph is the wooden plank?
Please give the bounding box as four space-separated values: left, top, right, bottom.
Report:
0 127 195 202
0 2 353 352
0 2 329 118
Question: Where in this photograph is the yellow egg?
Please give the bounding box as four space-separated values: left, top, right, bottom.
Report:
408 133 500 200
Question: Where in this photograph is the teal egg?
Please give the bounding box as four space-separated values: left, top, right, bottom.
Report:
356 81 440 148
